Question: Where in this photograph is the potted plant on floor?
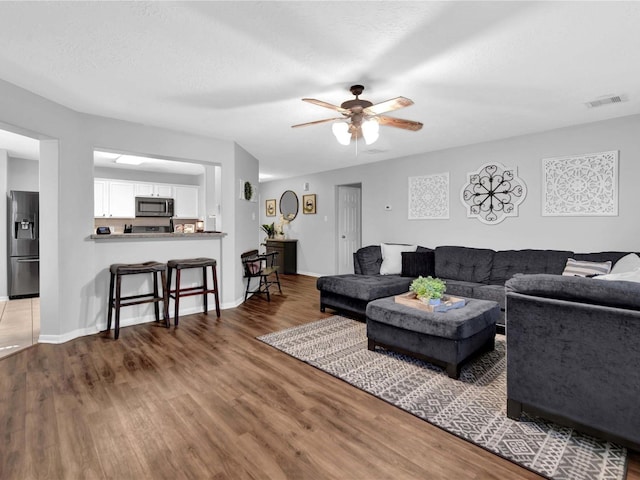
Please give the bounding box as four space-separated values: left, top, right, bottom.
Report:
410 276 447 305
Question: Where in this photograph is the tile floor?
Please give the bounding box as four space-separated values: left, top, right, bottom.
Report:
0 298 40 359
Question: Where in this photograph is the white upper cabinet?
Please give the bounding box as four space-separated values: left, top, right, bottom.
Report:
108 181 136 218
94 180 108 217
174 185 199 218
135 182 174 197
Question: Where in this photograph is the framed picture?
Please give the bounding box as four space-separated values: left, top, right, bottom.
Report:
302 194 316 214
266 199 276 217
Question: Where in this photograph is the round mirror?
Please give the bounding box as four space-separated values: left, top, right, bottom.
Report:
279 190 299 221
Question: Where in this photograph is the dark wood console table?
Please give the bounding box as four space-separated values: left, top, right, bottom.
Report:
266 239 298 274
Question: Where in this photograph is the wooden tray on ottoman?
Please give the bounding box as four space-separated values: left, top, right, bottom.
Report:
394 292 466 313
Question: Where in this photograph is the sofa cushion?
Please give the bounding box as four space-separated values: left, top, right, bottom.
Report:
472 284 506 309
354 245 383 275
380 243 417 275
607 253 640 273
489 249 572 285
441 279 481 298
562 258 611 277
317 274 412 302
435 246 495 284
594 267 640 283
401 250 435 277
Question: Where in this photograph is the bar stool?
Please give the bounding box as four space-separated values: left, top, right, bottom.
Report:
166 257 220 326
106 261 169 340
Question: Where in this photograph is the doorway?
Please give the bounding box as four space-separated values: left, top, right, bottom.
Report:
336 184 362 274
0 127 41 358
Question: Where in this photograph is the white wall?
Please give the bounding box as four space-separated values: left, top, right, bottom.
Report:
0 150 7 299
260 114 640 276
0 78 259 342
7 157 39 191
234 144 260 300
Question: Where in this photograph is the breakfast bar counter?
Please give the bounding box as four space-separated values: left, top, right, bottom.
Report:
90 231 227 240
90 231 227 334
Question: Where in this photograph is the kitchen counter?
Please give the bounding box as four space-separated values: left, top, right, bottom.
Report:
90 231 227 240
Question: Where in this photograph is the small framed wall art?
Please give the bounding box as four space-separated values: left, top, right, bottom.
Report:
266 199 276 217
302 194 316 214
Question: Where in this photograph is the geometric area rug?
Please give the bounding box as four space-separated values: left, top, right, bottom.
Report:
258 316 627 480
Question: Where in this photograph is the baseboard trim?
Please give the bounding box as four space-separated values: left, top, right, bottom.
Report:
297 270 322 278
0 296 8 302
38 304 240 344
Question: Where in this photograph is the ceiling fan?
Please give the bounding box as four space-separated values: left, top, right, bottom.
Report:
292 85 423 145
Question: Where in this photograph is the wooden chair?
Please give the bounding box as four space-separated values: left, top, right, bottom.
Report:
241 249 282 302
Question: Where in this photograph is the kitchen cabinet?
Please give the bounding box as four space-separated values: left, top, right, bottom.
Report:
108 181 136 217
135 182 174 198
94 179 135 218
174 185 199 218
94 180 108 217
265 239 297 274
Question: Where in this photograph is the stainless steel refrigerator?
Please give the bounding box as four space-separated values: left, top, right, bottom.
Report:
7 190 39 299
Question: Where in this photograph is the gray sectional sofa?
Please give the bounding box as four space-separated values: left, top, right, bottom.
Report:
505 274 640 450
317 244 633 331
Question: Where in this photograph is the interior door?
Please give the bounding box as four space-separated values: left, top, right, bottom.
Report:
337 185 362 274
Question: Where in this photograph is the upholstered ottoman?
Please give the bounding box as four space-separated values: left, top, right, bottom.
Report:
366 296 500 379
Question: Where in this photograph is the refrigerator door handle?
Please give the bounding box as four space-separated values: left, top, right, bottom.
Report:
16 258 40 263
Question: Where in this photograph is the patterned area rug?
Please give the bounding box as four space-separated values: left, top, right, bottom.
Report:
258 316 627 480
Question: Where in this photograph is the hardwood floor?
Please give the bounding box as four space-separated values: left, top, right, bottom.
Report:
1 275 638 479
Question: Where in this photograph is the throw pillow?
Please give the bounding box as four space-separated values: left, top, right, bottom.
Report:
247 260 262 274
594 266 640 283
562 258 611 277
610 253 640 274
401 251 435 277
380 243 417 275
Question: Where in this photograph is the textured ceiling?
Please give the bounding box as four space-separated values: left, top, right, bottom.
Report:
0 1 639 180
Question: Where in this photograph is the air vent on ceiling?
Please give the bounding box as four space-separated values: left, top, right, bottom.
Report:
585 95 627 108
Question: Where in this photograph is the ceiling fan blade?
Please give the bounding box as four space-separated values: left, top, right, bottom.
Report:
291 117 343 128
363 96 414 115
302 98 350 114
377 115 423 131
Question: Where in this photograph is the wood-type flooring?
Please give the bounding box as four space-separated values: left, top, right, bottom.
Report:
1 274 638 479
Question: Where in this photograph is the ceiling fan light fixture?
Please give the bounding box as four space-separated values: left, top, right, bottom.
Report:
362 118 379 145
332 122 351 146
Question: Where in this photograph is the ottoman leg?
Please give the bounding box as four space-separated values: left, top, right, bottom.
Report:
367 339 376 351
446 363 461 379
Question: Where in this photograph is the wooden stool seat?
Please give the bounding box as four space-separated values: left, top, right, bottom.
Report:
107 261 169 339
167 257 220 325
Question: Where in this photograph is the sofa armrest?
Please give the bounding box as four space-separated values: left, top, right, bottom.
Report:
505 273 640 311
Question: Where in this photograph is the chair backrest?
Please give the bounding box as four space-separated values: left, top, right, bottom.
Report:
241 250 262 277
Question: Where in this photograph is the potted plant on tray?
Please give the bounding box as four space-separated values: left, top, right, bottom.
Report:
410 276 447 305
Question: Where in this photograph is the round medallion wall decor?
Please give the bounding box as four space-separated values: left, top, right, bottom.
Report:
460 162 527 225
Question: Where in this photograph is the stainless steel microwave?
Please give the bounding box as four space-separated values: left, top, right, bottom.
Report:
135 196 175 217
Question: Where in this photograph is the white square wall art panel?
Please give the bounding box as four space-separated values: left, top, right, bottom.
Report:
542 150 618 216
408 172 449 219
